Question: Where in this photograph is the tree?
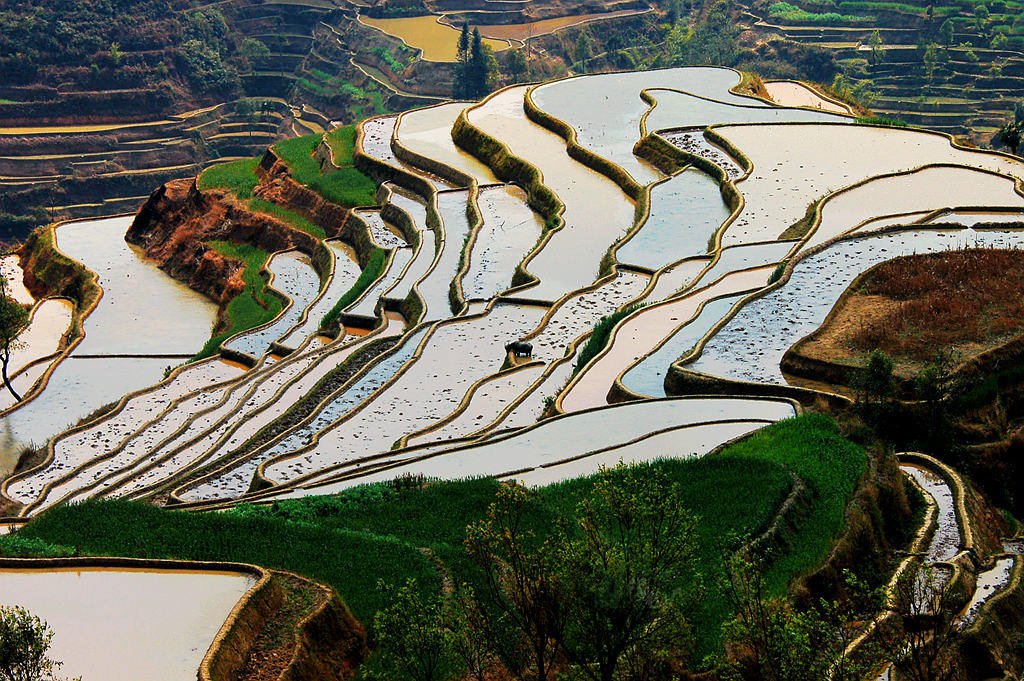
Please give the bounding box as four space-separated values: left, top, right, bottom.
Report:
374 579 455 681
874 564 962 681
0 275 28 402
997 119 1022 155
463 465 700 681
973 3 989 32
922 42 940 84
668 1 739 66
464 484 566 681
555 465 698 681
469 29 498 98
573 31 593 73
0 605 76 681
454 26 497 99
720 554 883 681
507 49 528 84
235 38 269 71
868 30 886 64
938 19 955 46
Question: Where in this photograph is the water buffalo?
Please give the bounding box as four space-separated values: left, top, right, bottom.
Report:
505 341 533 358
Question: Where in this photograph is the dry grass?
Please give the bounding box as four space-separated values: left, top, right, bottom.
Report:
850 248 1024 361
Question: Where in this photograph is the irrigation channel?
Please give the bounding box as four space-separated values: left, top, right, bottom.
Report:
3 66 1024 522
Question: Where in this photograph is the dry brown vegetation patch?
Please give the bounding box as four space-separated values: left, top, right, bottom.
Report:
848 248 1024 363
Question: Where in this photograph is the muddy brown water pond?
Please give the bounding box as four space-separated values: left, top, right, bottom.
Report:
357 15 509 62
0 566 254 681
764 80 851 114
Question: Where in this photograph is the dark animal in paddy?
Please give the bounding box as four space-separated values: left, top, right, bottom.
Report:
505 341 533 358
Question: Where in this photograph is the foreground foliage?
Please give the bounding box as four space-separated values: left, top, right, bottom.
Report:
0 605 75 681
5 416 865 670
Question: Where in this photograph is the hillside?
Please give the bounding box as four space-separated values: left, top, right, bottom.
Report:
2 64 1024 680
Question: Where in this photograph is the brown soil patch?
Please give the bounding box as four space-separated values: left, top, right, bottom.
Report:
794 248 1024 378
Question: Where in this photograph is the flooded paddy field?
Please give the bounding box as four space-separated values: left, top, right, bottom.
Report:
357 15 509 62
463 185 544 300
616 170 731 271
0 566 254 681
222 251 323 361
7 67 1024 535
467 86 635 301
395 103 497 184
714 123 1024 246
643 88 841 135
687 229 1023 385
764 80 852 114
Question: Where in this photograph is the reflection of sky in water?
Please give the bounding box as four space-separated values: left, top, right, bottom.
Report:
0 357 170 472
617 169 730 270
689 230 1023 385
622 293 745 397
57 216 217 354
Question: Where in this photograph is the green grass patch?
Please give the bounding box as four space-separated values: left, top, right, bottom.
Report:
192 240 282 361
718 414 866 591
321 247 388 328
856 115 911 127
8 415 863 661
573 303 645 375
8 499 439 624
197 156 261 199
324 125 358 165
839 0 956 12
248 198 326 239
768 1 874 21
272 133 377 208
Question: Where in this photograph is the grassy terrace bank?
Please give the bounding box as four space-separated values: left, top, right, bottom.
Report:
3 415 866 661
274 130 377 208
194 240 281 361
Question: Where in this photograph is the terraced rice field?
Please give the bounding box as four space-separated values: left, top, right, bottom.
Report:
357 15 509 62
4 66 1024 524
0 565 255 681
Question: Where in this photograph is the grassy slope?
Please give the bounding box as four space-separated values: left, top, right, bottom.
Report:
9 415 865 659
321 247 388 328
273 131 377 208
193 240 281 360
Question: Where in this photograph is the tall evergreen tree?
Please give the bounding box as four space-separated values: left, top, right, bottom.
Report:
454 22 471 98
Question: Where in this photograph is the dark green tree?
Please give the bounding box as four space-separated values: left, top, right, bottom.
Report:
573 31 593 72
938 19 955 46
668 1 739 66
554 465 698 681
374 578 456 681
507 49 528 84
0 605 76 681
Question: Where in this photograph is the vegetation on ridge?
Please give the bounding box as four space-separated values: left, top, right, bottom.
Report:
5 415 866 665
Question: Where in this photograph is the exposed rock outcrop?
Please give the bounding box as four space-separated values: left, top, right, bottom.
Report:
128 177 319 310
254 150 349 239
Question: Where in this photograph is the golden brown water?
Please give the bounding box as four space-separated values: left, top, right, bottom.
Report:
471 9 649 40
764 81 851 115
0 566 255 681
358 15 509 61
0 120 172 135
